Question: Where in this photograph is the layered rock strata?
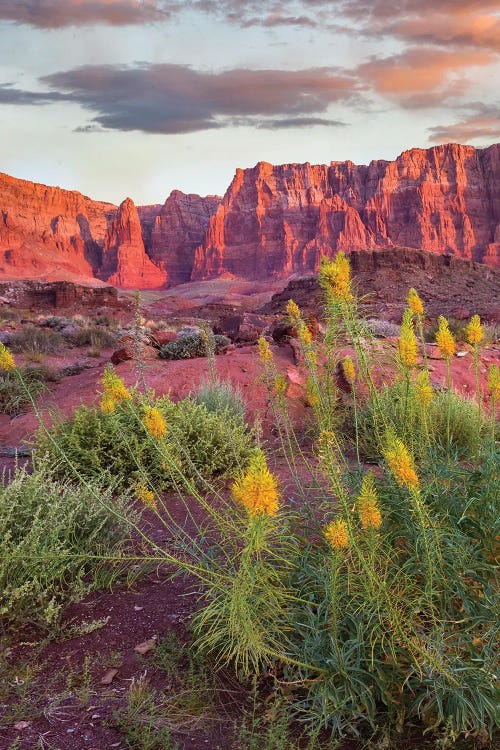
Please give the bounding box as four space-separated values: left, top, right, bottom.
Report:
0 143 499 288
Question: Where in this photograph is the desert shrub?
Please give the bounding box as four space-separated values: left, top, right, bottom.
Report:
357 379 487 459
482 323 500 345
69 324 118 348
159 333 230 360
34 394 254 490
0 367 46 415
365 318 401 338
0 463 135 630
424 317 465 343
194 378 246 423
9 324 65 355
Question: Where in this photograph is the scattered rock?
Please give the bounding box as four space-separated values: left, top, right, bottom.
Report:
134 638 156 655
100 668 119 685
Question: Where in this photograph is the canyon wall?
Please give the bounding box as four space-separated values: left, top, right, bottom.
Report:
192 143 500 280
0 143 498 288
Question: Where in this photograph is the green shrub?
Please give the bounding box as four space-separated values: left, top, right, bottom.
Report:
357 379 487 460
159 333 230 360
0 464 135 630
194 378 246 423
34 394 254 490
0 367 47 415
9 324 65 355
69 324 118 348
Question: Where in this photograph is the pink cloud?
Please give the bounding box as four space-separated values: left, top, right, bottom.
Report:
357 47 496 106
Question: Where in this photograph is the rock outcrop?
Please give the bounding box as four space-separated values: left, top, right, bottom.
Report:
99 198 167 289
0 171 116 282
0 143 499 289
259 248 500 322
149 190 220 284
192 143 500 279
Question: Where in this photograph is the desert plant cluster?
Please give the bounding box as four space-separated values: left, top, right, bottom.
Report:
0 254 498 749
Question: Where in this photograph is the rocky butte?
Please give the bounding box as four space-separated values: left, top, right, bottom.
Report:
0 143 498 288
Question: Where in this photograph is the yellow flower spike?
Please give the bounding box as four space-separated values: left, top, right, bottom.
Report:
101 366 131 404
319 252 353 302
465 315 483 347
298 322 312 346
398 309 419 368
305 377 319 407
100 396 116 414
407 288 424 317
135 484 157 510
144 406 167 438
324 519 350 550
257 336 273 363
384 437 420 491
305 349 318 368
286 299 301 325
356 473 382 530
416 371 434 407
274 373 288 396
487 364 500 397
231 450 279 518
0 342 16 372
342 355 356 384
435 316 456 359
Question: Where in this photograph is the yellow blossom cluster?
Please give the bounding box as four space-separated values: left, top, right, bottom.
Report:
356 473 382 530
398 311 419 368
415 371 434 407
231 450 279 517
488 364 500 397
384 437 420 491
0 342 15 372
407 288 424 316
306 377 319 407
435 316 456 359
286 299 301 325
100 367 131 413
465 315 483 347
342 355 356 384
144 406 167 438
274 373 288 396
135 483 157 510
258 336 273 363
298 322 312 346
318 252 353 302
324 518 349 550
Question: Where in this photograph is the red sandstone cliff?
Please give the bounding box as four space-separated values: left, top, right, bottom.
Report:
99 198 167 289
0 143 499 288
0 171 116 282
148 190 220 284
192 143 500 279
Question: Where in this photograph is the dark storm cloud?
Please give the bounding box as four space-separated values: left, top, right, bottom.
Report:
0 63 359 134
0 1 175 28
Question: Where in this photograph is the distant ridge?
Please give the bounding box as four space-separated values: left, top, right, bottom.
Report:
0 143 499 288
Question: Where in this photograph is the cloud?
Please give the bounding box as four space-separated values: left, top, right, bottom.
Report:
428 105 500 143
197 1 500 53
356 47 496 107
0 0 175 28
0 63 359 134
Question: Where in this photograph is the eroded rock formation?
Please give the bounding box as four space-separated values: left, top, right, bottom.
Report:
0 143 499 288
192 143 500 280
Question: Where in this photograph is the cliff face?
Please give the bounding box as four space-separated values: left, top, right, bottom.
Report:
99 198 167 289
0 171 116 281
0 143 499 288
192 143 500 279
149 190 220 284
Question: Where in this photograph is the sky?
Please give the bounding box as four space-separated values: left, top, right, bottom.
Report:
0 0 498 205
